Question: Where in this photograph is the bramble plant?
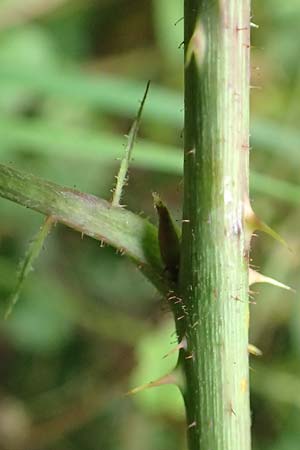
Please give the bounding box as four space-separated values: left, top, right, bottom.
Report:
0 2 294 450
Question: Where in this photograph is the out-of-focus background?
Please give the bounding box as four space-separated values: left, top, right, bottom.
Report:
0 1 299 449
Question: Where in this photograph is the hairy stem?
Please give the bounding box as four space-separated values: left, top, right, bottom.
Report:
180 1 251 449
0 163 166 293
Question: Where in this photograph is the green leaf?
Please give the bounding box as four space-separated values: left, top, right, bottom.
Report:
0 163 167 294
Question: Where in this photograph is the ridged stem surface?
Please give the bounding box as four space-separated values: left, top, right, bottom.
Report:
180 1 251 449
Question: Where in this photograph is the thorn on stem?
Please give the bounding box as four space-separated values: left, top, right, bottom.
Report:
126 372 178 396
248 344 263 357
244 195 291 251
249 268 295 292
163 336 187 358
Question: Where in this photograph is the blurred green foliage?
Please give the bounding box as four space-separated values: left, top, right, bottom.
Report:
0 1 299 449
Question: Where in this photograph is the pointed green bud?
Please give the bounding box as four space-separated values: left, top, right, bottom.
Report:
153 193 180 282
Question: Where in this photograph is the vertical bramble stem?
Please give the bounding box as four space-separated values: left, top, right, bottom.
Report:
180 1 251 450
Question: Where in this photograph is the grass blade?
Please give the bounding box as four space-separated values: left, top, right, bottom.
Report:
1 117 299 205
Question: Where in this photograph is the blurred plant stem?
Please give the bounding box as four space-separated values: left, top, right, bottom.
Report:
25 383 123 450
179 2 251 449
0 0 69 30
1 66 300 162
45 274 151 344
1 116 300 204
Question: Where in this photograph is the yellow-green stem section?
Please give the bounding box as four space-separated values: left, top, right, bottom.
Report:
180 1 251 450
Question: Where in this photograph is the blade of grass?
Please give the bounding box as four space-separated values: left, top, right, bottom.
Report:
0 116 181 174
1 117 300 205
251 118 300 163
250 172 300 205
1 66 300 163
0 66 182 126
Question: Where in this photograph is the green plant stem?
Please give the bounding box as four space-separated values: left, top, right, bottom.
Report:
180 2 251 450
0 163 166 294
